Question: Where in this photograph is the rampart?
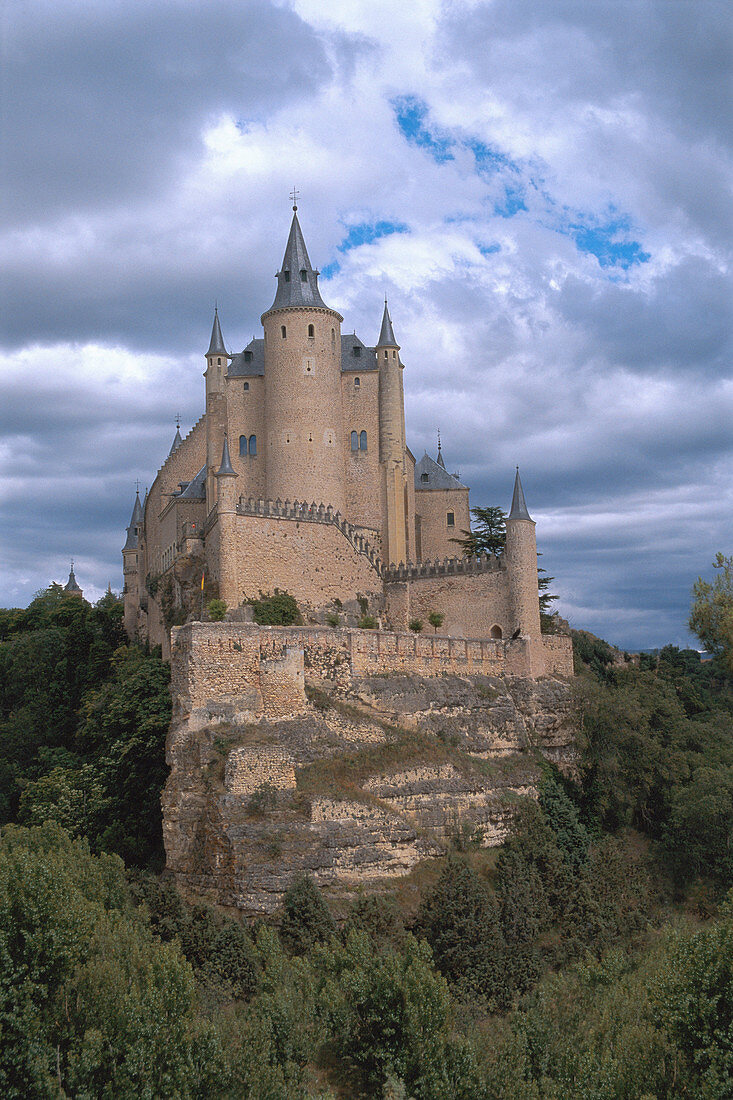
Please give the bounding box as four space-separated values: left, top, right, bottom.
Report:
170 621 573 731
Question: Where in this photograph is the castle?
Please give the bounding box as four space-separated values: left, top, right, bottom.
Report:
123 205 571 679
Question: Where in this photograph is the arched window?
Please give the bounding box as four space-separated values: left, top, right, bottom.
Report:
359 430 367 451
239 435 247 457
490 625 503 640
308 324 314 338
217 357 221 365
350 431 358 451
243 381 249 391
384 350 388 358
281 325 286 338
354 376 360 387
249 435 257 456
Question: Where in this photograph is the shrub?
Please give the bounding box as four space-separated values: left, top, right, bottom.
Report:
409 619 424 633
248 590 302 626
428 611 445 633
207 598 227 621
359 614 378 630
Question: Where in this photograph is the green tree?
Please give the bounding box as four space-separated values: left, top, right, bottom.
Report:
690 553 733 672
279 874 336 955
428 612 445 634
451 506 506 557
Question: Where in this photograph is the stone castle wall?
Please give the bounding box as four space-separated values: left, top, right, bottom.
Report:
170 621 574 730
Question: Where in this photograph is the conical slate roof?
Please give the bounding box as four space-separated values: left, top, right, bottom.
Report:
508 468 532 520
377 300 398 347
123 491 143 550
215 435 236 477
169 427 183 455
436 441 446 468
65 563 82 593
206 308 227 357
266 210 329 312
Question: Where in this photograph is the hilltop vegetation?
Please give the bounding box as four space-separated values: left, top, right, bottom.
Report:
0 585 732 1097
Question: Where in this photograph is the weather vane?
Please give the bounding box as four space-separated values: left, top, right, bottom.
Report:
135 478 140 493
290 186 299 211
175 412 181 429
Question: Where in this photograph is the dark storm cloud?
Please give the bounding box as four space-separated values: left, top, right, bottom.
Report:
0 0 332 224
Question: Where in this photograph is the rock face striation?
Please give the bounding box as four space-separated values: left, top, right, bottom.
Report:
162 623 576 915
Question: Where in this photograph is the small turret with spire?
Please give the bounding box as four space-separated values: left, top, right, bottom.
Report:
64 559 83 599
169 414 183 456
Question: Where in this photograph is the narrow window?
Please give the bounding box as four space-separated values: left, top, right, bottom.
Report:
283 270 290 282
249 435 257 456
239 435 247 457
359 430 367 451
354 376 360 387
491 625 503 640
384 350 388 358
447 512 455 527
351 431 358 451
243 382 249 391
217 357 221 365
331 328 335 345
281 325 286 339
308 324 314 338
300 269 307 282
392 350 396 358
244 350 252 362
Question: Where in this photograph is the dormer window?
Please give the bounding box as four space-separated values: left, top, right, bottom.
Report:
283 270 291 282
353 346 361 357
244 350 252 363
300 269 307 282
421 472 429 483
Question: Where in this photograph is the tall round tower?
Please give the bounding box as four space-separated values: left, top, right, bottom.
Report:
261 207 345 511
504 468 544 666
377 301 408 566
204 308 231 513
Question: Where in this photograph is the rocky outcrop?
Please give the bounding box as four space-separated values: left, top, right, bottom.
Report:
162 671 576 916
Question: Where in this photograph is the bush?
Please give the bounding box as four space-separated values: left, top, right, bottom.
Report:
207 598 227 621
248 590 302 626
279 874 336 955
409 619 424 633
359 614 378 629
428 612 445 633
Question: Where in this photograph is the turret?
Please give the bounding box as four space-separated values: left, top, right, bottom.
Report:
204 308 231 512
505 468 544 673
64 559 83 600
261 205 345 511
169 419 183 456
122 489 143 636
214 435 238 606
377 299 407 566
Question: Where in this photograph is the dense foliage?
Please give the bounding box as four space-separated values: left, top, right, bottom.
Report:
1 584 732 1096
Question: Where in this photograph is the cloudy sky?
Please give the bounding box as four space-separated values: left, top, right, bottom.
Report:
1 0 731 650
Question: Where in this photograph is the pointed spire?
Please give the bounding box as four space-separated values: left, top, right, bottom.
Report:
169 424 183 455
377 298 398 347
64 559 82 593
206 307 227 357
267 209 329 312
436 430 445 468
215 434 236 478
124 489 143 550
508 467 532 520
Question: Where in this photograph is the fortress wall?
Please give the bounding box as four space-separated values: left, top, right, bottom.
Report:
216 512 383 610
541 634 575 677
226 375 266 498
170 622 571 729
342 370 382 533
385 569 512 638
415 485 471 562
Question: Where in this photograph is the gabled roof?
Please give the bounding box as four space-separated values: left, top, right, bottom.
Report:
377 300 398 347
266 210 330 313
176 465 207 500
206 308 228 357
414 452 467 491
340 333 378 372
228 338 265 377
508 468 532 520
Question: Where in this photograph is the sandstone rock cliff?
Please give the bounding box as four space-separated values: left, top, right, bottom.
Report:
163 668 576 916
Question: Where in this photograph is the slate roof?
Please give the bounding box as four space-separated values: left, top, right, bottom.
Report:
377 301 398 346
65 566 82 592
206 308 228 357
123 491 143 549
175 465 207 500
215 436 236 477
508 468 532 520
341 333 378 372
414 452 467 491
266 211 330 313
228 338 265 377
169 427 183 455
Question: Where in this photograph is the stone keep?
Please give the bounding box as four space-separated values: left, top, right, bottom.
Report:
122 205 569 678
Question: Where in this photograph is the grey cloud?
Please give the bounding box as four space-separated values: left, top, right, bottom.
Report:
1 0 333 225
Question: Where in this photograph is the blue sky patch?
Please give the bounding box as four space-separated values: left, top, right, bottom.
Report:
338 220 409 253
569 213 650 269
392 95 455 162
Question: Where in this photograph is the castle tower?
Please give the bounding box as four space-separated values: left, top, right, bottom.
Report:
505 469 544 674
377 300 408 565
261 206 346 511
204 308 231 512
64 559 83 600
122 489 143 635
214 435 238 606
